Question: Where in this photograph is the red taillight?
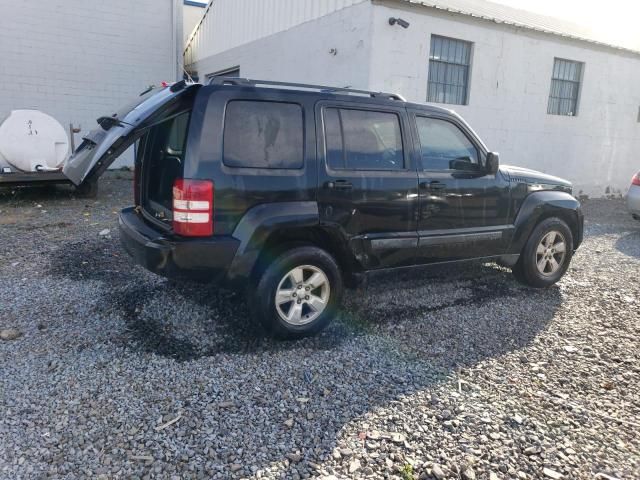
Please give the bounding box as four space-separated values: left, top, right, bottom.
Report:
632 172 640 186
172 179 214 237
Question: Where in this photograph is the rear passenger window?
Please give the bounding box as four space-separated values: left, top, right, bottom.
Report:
415 116 479 170
223 100 303 169
324 108 404 170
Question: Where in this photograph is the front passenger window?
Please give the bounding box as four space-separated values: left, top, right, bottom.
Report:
416 117 479 171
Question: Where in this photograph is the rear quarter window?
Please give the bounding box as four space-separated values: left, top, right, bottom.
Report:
223 100 304 169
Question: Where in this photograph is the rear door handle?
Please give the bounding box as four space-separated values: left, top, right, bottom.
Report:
326 180 353 190
420 181 446 191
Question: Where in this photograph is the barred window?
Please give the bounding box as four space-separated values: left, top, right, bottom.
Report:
548 58 583 116
427 35 472 105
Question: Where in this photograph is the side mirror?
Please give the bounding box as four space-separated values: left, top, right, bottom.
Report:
486 152 500 175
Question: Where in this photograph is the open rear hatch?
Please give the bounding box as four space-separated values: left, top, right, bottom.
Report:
138 107 192 228
63 81 200 187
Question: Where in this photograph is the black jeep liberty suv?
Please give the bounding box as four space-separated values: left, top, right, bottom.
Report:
64 78 584 338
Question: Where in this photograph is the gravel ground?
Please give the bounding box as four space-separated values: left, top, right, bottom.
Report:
1 172 639 480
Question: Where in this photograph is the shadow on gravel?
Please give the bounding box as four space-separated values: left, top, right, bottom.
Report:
0 171 132 203
0 184 78 201
615 230 640 258
49 238 560 367
49 238 134 284
46 237 563 478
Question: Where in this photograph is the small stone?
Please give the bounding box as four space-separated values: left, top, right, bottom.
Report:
432 464 446 480
563 345 578 353
490 473 500 480
218 401 235 408
489 432 501 440
339 448 353 458
512 414 524 424
391 432 406 443
287 453 302 463
296 397 309 403
543 468 563 479
230 464 242 473
367 430 381 440
0 328 22 341
348 459 361 474
462 467 476 480
98 228 110 236
284 418 294 428
524 446 539 455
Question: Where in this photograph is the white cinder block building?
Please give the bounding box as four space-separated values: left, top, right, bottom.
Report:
0 0 184 167
184 0 640 197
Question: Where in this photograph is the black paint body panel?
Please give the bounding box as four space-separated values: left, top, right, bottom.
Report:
119 207 239 282
118 82 584 285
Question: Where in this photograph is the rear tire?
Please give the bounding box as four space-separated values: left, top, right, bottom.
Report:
251 246 343 339
512 217 573 288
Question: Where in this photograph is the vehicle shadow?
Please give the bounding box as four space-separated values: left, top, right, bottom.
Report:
614 230 640 259
48 239 562 478
50 237 557 365
0 171 132 202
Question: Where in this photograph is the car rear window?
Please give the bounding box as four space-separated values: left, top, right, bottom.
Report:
324 108 404 171
223 100 304 169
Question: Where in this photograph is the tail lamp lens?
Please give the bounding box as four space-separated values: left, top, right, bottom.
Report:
172 179 214 236
632 172 640 186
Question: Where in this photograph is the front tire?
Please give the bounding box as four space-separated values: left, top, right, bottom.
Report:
251 246 343 339
512 217 573 288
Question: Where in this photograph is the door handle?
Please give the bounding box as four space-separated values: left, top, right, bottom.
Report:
420 181 446 191
326 180 353 190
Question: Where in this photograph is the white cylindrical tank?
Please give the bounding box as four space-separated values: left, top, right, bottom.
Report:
0 110 69 172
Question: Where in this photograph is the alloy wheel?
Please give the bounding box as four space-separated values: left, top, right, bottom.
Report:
275 265 331 326
535 230 567 276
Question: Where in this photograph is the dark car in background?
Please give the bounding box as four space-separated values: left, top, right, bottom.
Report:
63 78 584 338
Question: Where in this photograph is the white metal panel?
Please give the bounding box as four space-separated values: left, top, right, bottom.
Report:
184 0 368 67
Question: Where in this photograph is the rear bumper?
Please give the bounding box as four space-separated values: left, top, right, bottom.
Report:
627 185 640 218
118 207 239 282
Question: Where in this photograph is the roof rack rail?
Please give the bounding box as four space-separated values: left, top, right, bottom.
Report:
208 76 406 102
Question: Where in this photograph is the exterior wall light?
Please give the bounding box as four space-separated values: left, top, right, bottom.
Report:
389 17 410 28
